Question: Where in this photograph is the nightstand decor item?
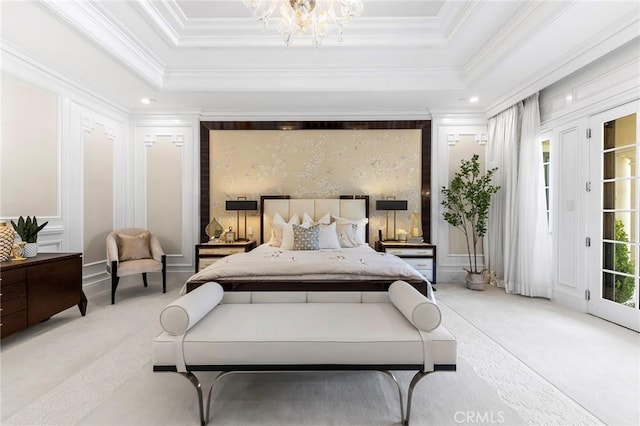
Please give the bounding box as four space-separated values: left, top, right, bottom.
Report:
225 197 258 241
0 222 14 262
225 227 235 243
205 217 224 241
409 211 423 242
376 198 407 241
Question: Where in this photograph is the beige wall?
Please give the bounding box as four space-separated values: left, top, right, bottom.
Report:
147 136 183 254
83 124 113 264
447 134 486 255
209 129 422 242
1 72 58 217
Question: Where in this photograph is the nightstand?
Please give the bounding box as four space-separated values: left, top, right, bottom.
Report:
195 240 256 273
375 241 436 284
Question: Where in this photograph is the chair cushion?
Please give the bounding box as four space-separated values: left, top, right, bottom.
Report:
117 258 162 277
117 231 152 261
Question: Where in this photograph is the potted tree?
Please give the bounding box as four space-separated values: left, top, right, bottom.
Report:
441 154 500 290
11 216 48 258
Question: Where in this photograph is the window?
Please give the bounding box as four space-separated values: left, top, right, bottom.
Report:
541 139 550 221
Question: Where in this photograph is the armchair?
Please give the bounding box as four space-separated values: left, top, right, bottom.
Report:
106 228 166 304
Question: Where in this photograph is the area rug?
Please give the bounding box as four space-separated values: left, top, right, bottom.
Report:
2 289 603 426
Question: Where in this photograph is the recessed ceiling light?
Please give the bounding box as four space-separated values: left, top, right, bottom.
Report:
469 96 479 103
141 97 156 104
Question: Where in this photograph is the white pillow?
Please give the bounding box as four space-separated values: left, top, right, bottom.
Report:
303 212 331 225
388 280 441 332
269 212 301 246
318 222 341 249
281 221 309 249
333 216 368 245
336 223 359 248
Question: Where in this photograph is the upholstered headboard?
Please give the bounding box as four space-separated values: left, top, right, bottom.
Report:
260 195 369 244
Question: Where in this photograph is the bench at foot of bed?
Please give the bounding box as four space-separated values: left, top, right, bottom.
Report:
153 281 457 425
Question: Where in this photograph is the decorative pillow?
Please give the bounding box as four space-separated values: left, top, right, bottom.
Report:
269 213 301 246
333 216 368 245
318 222 341 249
117 231 152 261
292 224 320 250
280 223 297 250
336 223 359 248
388 280 441 332
302 212 331 225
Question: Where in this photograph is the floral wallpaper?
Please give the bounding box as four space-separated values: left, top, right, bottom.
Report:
209 129 422 243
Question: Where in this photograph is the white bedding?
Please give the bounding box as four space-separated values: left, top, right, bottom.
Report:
184 243 428 293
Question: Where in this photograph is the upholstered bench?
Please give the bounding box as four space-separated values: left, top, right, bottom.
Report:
153 280 457 425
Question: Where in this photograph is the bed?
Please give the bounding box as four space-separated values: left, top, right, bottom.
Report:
185 195 430 294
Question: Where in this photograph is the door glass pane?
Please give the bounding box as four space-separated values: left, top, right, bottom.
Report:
601 113 638 308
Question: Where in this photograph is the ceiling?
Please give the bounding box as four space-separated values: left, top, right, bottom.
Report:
1 0 638 118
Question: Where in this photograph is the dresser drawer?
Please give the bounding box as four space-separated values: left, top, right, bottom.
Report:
0 280 27 301
1 268 27 285
1 296 27 315
198 247 246 256
1 309 28 338
386 248 434 257
403 257 433 271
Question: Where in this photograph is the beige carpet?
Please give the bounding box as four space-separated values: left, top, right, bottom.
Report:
1 274 603 425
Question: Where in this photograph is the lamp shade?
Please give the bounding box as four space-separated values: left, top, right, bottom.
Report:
226 200 258 211
376 200 408 211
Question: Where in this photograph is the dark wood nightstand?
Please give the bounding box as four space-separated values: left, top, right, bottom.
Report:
195 240 256 273
375 241 436 284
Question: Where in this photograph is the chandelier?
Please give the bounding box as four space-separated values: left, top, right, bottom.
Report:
243 0 364 47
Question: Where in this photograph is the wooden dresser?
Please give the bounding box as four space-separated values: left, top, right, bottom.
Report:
1 252 86 339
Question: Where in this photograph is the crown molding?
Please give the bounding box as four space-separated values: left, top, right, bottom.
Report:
162 66 464 92
484 13 639 118
1 40 130 117
464 1 569 84
41 0 166 88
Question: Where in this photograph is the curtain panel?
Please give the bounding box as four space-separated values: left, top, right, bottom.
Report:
485 93 552 297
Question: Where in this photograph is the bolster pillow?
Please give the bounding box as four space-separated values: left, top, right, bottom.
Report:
159 282 224 335
389 280 441 332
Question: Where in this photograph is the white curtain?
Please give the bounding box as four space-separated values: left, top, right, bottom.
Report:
485 93 552 297
485 104 519 289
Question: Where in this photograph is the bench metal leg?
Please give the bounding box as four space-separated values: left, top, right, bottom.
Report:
404 370 431 426
178 372 206 426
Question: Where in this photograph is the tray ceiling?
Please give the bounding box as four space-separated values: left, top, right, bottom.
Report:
1 0 638 116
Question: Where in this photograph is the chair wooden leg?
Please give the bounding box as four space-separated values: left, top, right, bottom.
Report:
111 261 119 305
161 255 167 293
142 273 148 287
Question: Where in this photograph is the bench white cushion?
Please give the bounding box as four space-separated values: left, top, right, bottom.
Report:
159 282 223 335
389 280 441 331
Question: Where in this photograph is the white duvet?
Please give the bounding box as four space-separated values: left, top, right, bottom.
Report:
184 243 427 292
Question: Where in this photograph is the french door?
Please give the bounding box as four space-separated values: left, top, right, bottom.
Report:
588 101 640 331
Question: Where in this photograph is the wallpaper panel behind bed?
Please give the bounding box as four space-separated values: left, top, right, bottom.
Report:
209 129 421 245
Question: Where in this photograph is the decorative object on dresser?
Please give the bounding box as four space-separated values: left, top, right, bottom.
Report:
10 216 48 258
225 197 258 241
205 217 224 241
106 228 166 304
376 241 437 284
0 222 14 262
0 252 86 339
441 154 500 290
195 240 256 273
376 198 408 241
